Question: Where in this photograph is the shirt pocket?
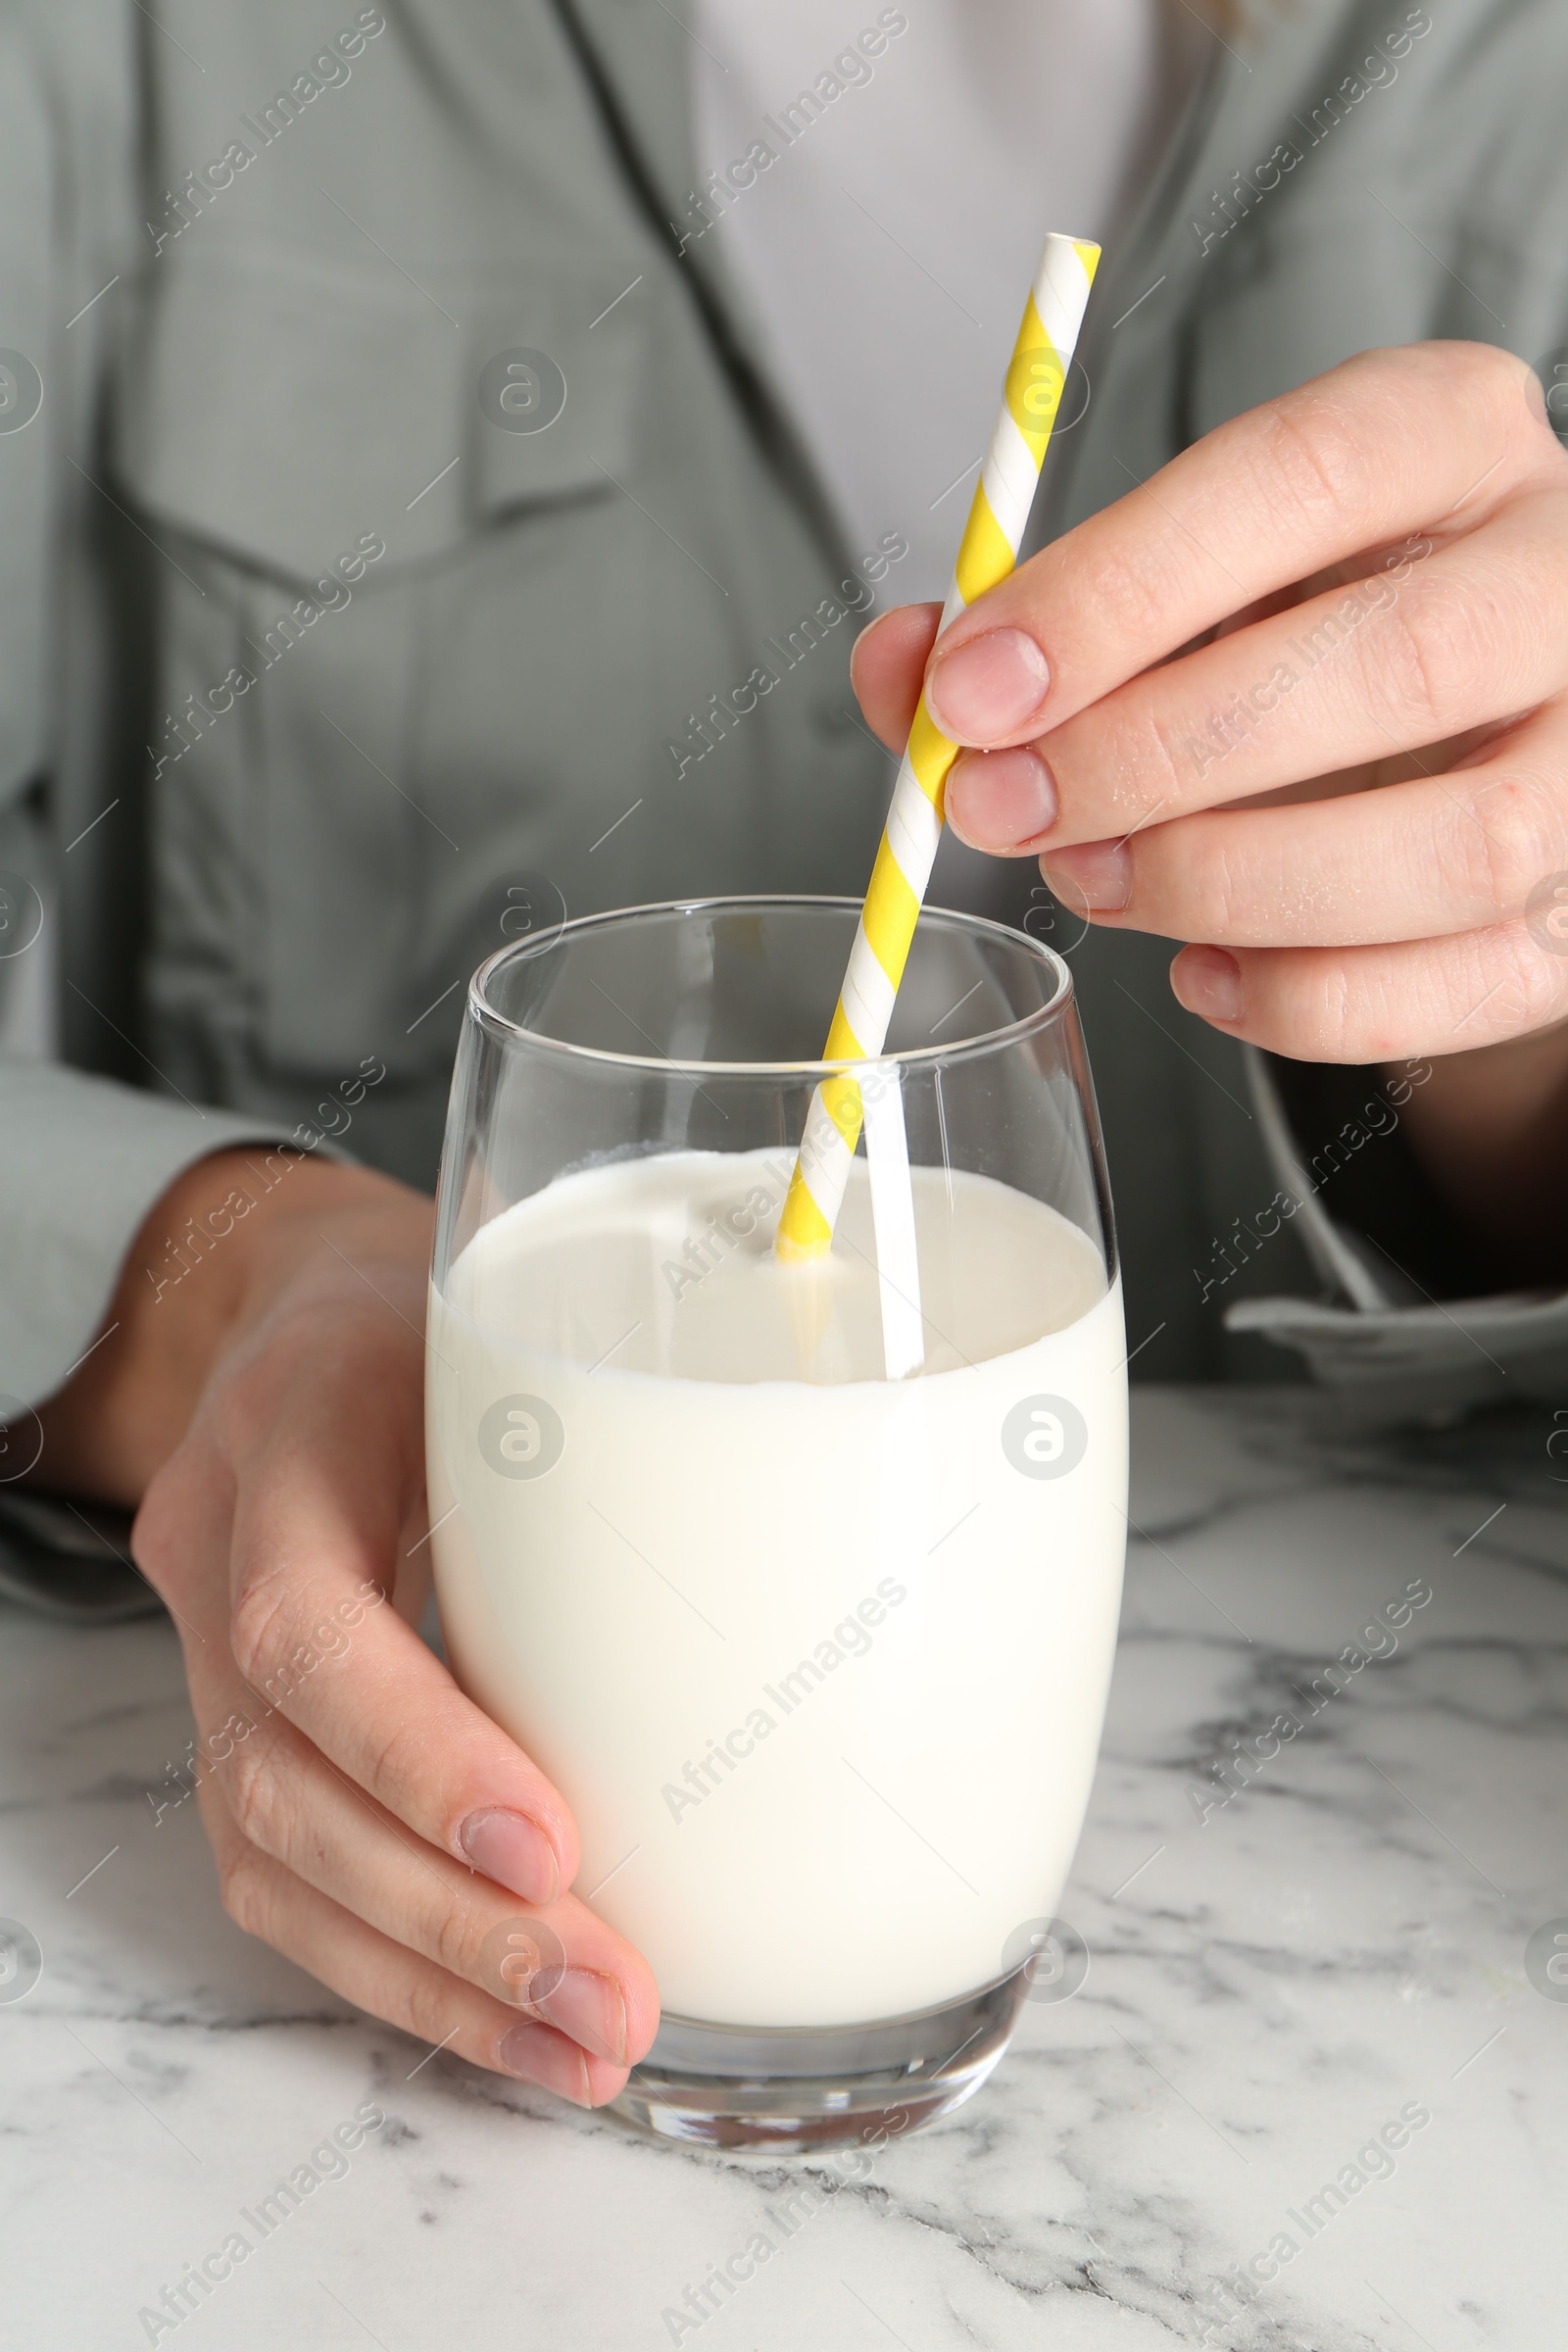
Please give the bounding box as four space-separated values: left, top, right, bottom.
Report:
114 235 644 571
109 236 645 1078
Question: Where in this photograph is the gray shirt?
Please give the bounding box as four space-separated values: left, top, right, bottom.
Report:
2 0 1565 1425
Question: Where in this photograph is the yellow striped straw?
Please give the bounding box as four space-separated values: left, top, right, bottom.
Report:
775 231 1101 1262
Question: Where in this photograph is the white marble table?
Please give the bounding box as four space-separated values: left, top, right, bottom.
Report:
5 1388 1565 2351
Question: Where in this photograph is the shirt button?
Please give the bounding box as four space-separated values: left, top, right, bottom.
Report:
811 697 864 742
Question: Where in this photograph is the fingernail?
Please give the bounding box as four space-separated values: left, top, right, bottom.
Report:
458 1809 560 1907
1042 840 1132 913
925 627 1052 745
535 1968 627 2066
1172 946 1245 1023
497 2018 593 2106
946 749 1058 850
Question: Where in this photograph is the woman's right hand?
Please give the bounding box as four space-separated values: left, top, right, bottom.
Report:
37 1147 661 2106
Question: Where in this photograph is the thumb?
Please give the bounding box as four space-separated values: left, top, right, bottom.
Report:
850 603 942 752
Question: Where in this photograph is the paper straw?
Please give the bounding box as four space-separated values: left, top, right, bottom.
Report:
775 232 1102 1262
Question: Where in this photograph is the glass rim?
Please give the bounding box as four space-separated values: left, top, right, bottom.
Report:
469 894 1075 1078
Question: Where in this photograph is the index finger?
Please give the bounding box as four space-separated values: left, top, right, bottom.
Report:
921 341 1546 750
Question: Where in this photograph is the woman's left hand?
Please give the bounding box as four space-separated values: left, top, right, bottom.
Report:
853 340 1568 1067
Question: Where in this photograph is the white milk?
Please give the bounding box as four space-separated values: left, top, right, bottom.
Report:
426 1148 1127 2028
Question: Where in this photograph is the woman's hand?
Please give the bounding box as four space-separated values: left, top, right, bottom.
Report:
36 1150 660 2106
853 340 1568 1265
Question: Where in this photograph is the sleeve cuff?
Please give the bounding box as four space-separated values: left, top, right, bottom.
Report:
1227 1047 1568 1417
0 1057 329 1410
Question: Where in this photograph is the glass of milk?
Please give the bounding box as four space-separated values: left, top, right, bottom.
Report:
425 897 1126 2151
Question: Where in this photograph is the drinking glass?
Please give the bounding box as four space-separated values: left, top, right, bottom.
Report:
425 896 1127 2151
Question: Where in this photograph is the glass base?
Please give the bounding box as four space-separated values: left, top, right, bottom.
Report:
609 1968 1032 2154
